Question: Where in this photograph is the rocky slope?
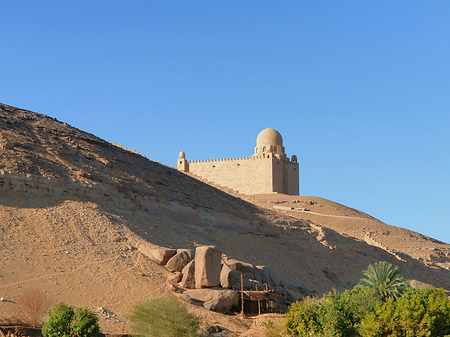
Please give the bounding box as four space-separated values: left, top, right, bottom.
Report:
1 103 449 335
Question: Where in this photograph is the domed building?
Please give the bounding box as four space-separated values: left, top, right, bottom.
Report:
254 128 285 158
177 128 299 195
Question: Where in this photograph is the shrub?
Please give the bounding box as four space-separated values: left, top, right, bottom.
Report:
285 289 379 337
319 290 358 337
356 261 408 302
128 295 201 337
16 288 50 327
41 302 101 337
263 320 288 337
285 296 322 336
360 287 450 337
70 307 102 337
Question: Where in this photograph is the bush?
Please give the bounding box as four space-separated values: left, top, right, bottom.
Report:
285 289 379 337
128 295 201 337
263 320 289 337
360 287 450 337
16 288 50 327
285 296 322 336
41 302 101 337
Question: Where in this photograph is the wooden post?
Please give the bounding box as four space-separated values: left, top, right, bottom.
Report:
265 283 269 312
240 272 244 317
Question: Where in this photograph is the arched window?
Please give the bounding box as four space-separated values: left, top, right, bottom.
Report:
263 146 266 152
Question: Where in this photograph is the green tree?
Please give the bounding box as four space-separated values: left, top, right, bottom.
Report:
285 288 380 336
360 287 450 337
41 302 101 337
356 261 408 301
128 295 201 337
285 297 322 336
70 307 102 337
319 288 379 337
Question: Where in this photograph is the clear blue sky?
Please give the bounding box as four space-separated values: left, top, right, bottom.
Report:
1 1 449 243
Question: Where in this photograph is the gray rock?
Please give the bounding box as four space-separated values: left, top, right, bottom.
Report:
220 263 241 289
194 246 221 288
256 265 275 287
223 259 264 290
184 288 217 302
166 250 192 272
169 271 182 283
203 290 239 314
183 288 239 314
177 248 193 259
181 260 195 289
138 245 176 265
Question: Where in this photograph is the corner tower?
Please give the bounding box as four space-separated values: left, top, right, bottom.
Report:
177 128 299 195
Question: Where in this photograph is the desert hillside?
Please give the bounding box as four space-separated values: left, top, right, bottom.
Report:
1 103 449 335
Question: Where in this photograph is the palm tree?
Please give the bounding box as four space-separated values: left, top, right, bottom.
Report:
356 261 409 301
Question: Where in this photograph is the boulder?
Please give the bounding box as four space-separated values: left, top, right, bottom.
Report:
177 248 193 259
194 246 221 288
220 263 241 289
223 259 263 290
228 260 261 282
183 288 239 314
166 250 192 272
181 260 195 289
268 269 282 286
184 289 216 303
138 245 176 265
169 271 182 283
203 290 239 314
256 265 275 287
227 260 254 274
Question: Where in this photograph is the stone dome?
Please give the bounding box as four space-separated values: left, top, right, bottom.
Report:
256 128 283 147
179 151 186 159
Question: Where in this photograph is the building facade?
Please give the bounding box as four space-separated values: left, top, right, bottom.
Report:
177 128 299 195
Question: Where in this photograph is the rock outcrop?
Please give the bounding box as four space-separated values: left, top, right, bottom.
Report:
182 288 239 314
195 246 222 288
166 249 193 272
181 260 196 289
138 245 176 265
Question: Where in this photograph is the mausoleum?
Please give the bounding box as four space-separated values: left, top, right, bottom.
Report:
177 128 299 195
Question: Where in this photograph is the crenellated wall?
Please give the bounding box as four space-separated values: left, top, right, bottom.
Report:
181 154 299 195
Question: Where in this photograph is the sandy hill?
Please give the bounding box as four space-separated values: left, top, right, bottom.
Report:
1 103 449 335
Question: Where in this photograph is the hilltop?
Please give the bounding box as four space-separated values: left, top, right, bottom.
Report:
1 103 449 335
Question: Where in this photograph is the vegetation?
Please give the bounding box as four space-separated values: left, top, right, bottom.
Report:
262 320 288 337
356 261 409 301
284 261 450 336
360 287 450 337
285 289 378 336
16 288 50 327
128 295 201 337
41 302 101 337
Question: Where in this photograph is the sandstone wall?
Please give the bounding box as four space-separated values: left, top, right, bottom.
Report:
186 156 299 195
188 156 273 195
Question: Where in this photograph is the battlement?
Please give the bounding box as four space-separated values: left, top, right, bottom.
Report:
177 128 299 195
187 154 296 164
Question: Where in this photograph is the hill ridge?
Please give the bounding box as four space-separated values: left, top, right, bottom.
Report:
1 102 449 335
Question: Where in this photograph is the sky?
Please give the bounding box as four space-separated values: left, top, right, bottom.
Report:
1 1 449 243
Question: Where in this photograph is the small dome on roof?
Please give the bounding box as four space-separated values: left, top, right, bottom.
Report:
179 151 186 159
256 128 283 147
